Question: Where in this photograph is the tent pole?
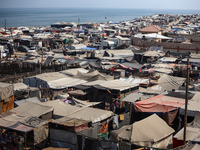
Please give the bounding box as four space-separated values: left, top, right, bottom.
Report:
183 58 189 145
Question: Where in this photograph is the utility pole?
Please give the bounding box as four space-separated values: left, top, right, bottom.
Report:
78 18 80 36
183 57 189 144
5 19 6 32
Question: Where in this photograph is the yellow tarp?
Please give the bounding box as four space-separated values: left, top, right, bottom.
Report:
1 95 14 113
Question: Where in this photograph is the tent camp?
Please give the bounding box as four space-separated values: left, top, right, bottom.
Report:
110 114 174 149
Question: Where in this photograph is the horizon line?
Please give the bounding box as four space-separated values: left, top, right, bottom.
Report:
0 7 199 11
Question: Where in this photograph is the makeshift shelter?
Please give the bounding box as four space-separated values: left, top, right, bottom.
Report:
110 114 174 149
134 95 185 113
0 82 14 113
23 72 67 88
158 74 186 91
0 102 53 148
14 82 41 100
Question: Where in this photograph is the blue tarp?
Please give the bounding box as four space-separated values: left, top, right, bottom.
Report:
81 47 97 50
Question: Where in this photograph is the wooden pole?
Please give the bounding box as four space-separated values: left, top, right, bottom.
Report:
183 58 189 144
24 133 27 150
129 102 132 124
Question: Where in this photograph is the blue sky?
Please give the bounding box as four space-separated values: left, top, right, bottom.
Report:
0 0 200 10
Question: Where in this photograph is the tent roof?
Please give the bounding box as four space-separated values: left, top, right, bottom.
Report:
174 127 200 142
182 144 200 150
119 78 149 85
111 114 174 143
60 68 89 76
71 97 101 107
135 95 185 112
191 92 200 102
94 79 138 91
47 77 87 89
33 72 67 82
131 114 174 142
135 33 171 39
14 97 41 106
66 107 113 123
0 82 13 101
105 50 134 57
74 70 107 82
42 100 82 119
10 102 53 118
13 83 28 91
143 50 165 57
158 74 186 91
122 93 143 103
121 62 143 69
140 25 164 33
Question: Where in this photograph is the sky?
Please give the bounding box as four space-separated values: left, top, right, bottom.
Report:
0 0 200 10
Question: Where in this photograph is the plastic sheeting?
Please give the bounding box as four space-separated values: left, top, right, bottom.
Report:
50 129 78 150
1 95 14 113
158 74 186 91
134 95 185 112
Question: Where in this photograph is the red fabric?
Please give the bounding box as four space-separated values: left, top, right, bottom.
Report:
134 95 185 112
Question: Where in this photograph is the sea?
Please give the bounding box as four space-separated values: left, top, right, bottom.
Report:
0 8 199 27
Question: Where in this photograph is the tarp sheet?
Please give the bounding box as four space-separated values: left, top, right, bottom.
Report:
60 68 89 76
111 114 174 148
10 101 53 118
1 95 14 113
94 79 138 91
66 107 113 123
47 77 87 90
42 100 82 119
74 70 107 82
158 74 186 91
122 93 143 103
134 95 185 112
0 82 14 102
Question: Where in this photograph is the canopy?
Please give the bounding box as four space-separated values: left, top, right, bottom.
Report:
134 95 185 112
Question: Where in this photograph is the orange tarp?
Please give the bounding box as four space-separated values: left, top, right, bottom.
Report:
134 95 185 112
1 95 14 113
